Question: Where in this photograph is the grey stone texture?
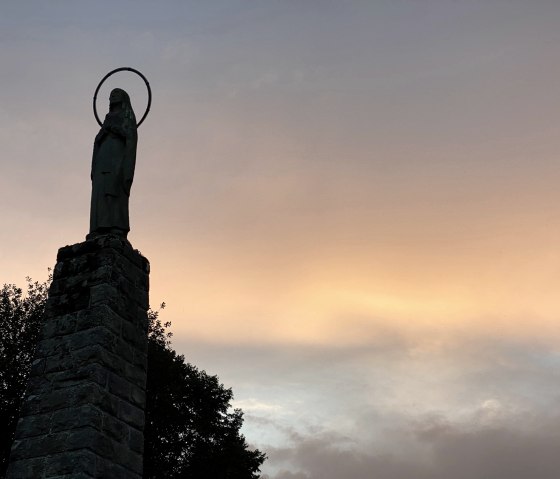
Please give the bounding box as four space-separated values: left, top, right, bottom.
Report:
6 235 150 479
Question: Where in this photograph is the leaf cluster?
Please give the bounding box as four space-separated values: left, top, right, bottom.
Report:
0 277 50 476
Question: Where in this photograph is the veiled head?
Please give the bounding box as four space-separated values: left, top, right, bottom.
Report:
108 88 136 125
109 88 130 106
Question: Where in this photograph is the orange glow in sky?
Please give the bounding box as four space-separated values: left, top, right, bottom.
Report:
3 3 560 477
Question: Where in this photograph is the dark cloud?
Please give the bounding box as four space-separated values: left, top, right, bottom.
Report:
175 333 560 479
262 410 560 479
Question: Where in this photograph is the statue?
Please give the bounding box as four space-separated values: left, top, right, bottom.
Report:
88 88 137 238
88 67 151 240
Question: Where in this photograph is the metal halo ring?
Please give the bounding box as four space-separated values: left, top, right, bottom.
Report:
93 67 152 127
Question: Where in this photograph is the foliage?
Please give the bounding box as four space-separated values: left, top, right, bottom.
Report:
0 277 49 476
145 306 266 478
0 279 265 479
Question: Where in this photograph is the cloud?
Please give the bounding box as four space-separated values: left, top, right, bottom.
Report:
176 332 560 479
262 409 560 479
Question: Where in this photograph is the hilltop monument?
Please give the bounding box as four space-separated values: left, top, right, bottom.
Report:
6 68 152 478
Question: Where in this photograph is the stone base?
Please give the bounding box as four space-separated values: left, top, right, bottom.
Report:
6 235 150 479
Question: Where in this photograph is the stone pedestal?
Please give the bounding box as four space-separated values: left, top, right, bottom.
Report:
6 235 149 479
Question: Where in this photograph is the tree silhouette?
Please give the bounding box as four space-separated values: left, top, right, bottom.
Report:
145 306 266 478
0 279 265 478
0 278 49 477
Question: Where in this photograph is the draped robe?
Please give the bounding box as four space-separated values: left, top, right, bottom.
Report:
89 107 137 237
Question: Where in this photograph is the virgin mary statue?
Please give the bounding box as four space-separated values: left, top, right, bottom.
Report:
88 88 138 239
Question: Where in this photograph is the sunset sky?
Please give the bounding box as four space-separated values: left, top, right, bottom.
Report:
3 1 560 477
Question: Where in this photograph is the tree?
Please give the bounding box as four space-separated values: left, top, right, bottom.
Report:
0 278 49 476
145 306 266 478
0 279 266 478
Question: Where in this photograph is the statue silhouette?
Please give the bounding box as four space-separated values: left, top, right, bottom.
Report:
88 88 137 239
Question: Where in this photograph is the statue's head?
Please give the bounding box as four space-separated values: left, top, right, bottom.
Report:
109 88 130 109
108 88 136 125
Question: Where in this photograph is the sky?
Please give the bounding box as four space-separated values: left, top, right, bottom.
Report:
2 1 560 477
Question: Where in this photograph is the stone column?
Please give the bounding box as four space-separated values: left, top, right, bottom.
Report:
6 235 149 479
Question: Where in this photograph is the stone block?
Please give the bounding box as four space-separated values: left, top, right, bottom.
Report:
36 336 70 357
114 337 135 363
22 382 116 418
118 400 144 430
93 389 121 418
22 389 70 416
48 474 95 479
14 413 52 440
102 413 128 443
129 382 146 409
5 456 46 478
50 362 108 390
42 314 78 339
70 383 110 411
25 375 52 396
44 352 75 374
121 447 143 475
29 357 46 377
67 327 116 352
107 372 132 401
89 283 118 307
70 344 118 374
51 405 103 433
122 321 145 349
45 449 97 476
131 350 147 371
128 427 144 455
65 427 114 458
76 306 122 336
117 275 137 300
10 432 68 460
47 291 90 316
94 456 141 479
124 362 147 388
136 272 149 292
